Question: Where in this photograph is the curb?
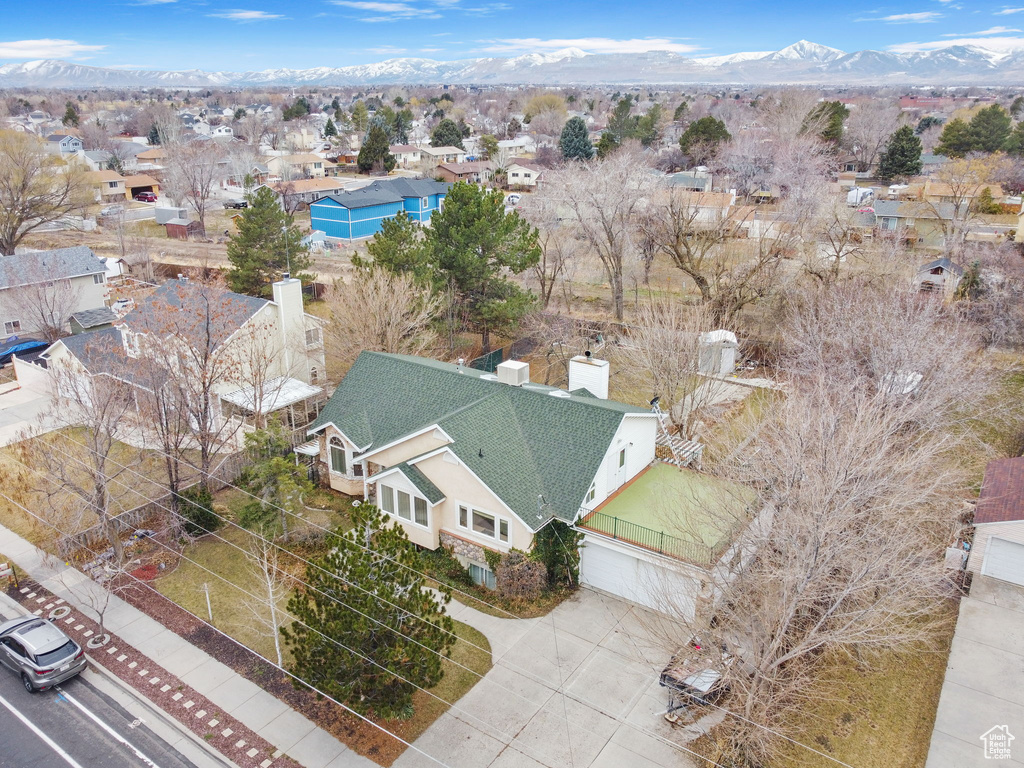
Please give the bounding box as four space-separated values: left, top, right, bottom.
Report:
85 659 240 768
0 588 239 768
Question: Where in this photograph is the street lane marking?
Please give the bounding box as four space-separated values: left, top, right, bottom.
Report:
0 689 87 768
56 686 162 768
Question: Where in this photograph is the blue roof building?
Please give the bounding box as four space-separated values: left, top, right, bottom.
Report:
309 178 451 240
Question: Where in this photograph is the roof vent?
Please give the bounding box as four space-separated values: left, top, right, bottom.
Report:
496 360 529 387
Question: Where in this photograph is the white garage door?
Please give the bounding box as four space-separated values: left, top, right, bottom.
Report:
579 535 697 618
983 537 1024 586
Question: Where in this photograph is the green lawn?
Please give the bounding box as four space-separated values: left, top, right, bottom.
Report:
584 462 755 565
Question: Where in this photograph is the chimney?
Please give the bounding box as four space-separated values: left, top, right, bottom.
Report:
272 275 304 375
569 353 609 399
496 360 529 386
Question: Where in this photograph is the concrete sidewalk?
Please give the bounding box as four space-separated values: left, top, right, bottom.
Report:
926 575 1024 767
0 522 374 768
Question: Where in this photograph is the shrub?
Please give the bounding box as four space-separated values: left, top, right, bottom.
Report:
531 520 583 588
495 551 547 601
177 485 221 536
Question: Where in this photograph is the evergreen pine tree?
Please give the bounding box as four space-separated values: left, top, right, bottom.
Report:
362 213 432 283
281 506 455 719
596 131 618 159
226 186 314 298
678 116 731 159
429 183 540 352
935 118 974 158
559 116 595 161
148 125 161 146
968 104 1012 153
237 423 313 538
357 124 396 173
62 101 79 128
430 118 465 149
606 97 638 143
877 125 923 181
323 118 337 137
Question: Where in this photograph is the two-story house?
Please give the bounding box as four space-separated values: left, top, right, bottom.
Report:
43 276 327 434
85 170 127 202
266 154 326 179
0 246 109 338
418 146 468 165
45 134 83 156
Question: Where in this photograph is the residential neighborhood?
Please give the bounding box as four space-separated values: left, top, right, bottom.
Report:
4 6 1024 768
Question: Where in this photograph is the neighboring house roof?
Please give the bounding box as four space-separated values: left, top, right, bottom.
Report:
389 144 420 154
666 171 712 191
123 174 159 188
316 178 450 210
86 170 125 183
420 145 465 155
276 153 324 164
507 158 542 171
920 153 947 166
71 307 117 329
437 161 494 175
310 352 650 529
976 457 1024 524
54 327 126 376
84 149 113 165
120 279 268 348
269 178 347 194
873 200 956 220
918 257 964 276
135 147 167 161
0 246 105 286
47 134 75 143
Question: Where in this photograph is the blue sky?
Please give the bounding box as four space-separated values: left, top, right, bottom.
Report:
7 0 1024 70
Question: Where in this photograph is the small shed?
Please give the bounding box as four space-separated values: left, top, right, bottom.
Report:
70 307 117 335
165 218 203 240
155 207 188 225
698 330 739 376
916 257 963 295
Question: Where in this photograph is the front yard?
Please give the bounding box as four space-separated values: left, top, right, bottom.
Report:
151 486 493 766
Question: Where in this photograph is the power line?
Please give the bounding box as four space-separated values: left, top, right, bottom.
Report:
16 437 728 768
50 420 858 768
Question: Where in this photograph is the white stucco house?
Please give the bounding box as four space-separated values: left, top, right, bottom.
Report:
305 352 752 614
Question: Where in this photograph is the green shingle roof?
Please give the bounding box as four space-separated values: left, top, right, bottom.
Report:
311 352 650 530
395 462 445 504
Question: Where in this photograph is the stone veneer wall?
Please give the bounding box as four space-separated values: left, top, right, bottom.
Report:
439 531 488 564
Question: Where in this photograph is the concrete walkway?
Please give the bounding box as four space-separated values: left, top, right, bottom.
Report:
397 588 703 768
926 575 1024 767
0 522 373 768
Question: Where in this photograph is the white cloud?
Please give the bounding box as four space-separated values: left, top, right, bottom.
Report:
479 37 700 55
996 7 1024 14
367 45 407 53
889 34 1024 51
208 9 285 21
131 0 177 5
942 25 1021 35
419 47 444 52
0 39 106 59
330 0 441 20
858 11 943 22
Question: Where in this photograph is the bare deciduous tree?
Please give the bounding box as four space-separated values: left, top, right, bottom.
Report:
165 140 225 235
541 143 655 320
842 100 904 172
242 532 294 667
0 131 91 255
322 267 442 378
6 270 84 342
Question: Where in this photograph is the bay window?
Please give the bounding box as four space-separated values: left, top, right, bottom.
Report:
378 482 430 528
458 504 510 544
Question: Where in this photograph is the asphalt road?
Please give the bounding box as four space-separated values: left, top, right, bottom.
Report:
0 667 198 768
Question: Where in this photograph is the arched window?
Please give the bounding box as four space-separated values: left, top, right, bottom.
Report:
329 437 346 475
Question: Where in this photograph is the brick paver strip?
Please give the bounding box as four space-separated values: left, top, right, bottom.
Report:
7 581 298 768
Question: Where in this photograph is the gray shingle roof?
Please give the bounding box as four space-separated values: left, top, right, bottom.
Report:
873 200 956 220
121 279 268 349
0 246 105 287
311 352 650 529
56 327 125 375
70 306 117 329
919 257 963 276
315 178 451 210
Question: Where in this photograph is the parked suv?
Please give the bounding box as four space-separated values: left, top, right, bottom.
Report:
224 199 248 209
134 191 157 203
0 617 87 692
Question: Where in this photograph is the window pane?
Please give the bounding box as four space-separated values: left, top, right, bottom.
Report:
380 485 394 513
330 446 346 474
469 563 496 590
414 497 428 526
619 449 626 468
499 520 509 542
459 506 468 527
472 511 495 537
398 491 411 520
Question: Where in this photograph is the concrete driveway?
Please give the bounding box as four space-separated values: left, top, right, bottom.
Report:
396 588 703 768
0 380 52 446
926 575 1024 767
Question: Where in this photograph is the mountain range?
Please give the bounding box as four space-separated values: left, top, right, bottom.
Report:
2 41 1023 87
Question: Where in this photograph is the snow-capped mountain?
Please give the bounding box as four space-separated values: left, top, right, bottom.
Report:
4 41 1024 87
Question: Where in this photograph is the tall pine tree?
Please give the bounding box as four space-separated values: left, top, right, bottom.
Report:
226 186 314 298
430 118 465 149
282 506 455 719
559 116 595 161
357 124 396 173
877 125 923 181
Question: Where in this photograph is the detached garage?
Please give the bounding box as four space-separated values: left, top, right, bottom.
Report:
969 457 1024 587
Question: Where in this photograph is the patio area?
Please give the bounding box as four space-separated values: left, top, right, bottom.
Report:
580 462 755 567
